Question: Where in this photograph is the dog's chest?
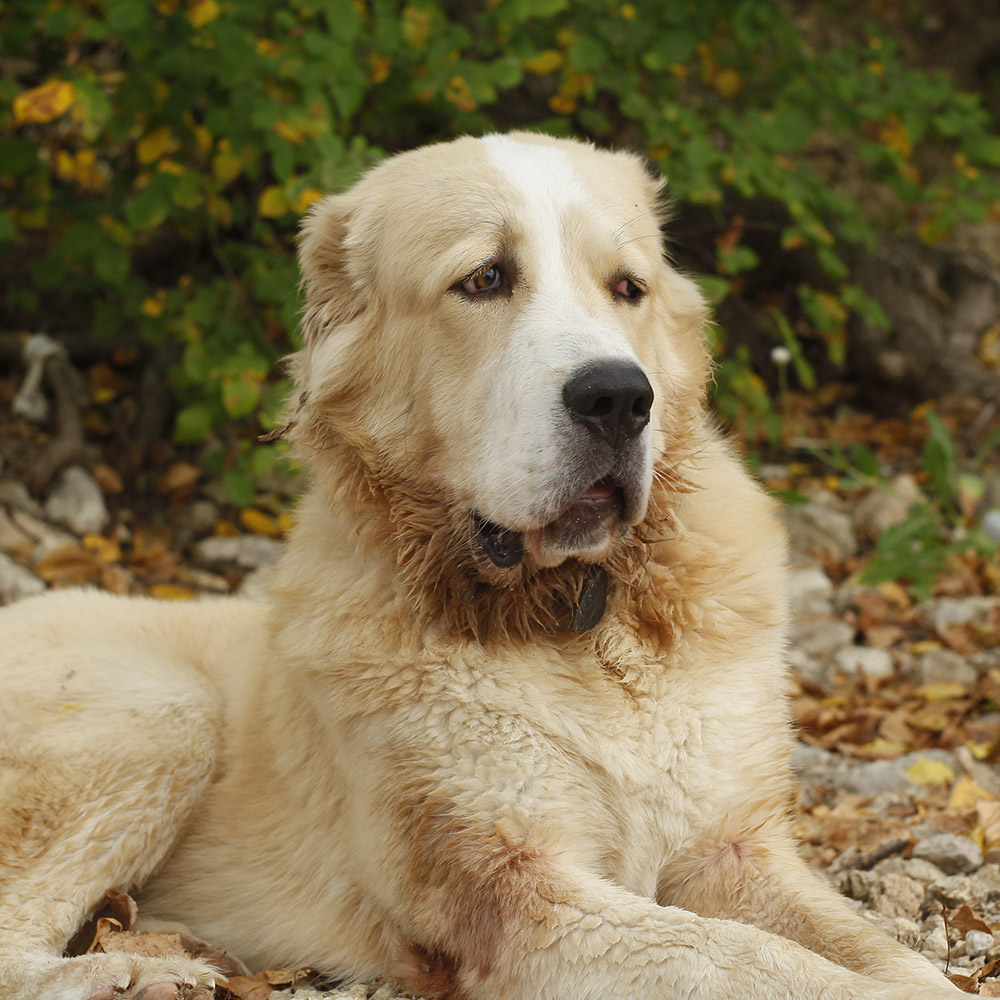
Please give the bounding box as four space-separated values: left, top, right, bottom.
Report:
439 645 785 897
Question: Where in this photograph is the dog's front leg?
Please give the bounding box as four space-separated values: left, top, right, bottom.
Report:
398 819 960 1000
659 823 963 995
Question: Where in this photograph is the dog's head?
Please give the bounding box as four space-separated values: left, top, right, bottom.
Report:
290 133 710 633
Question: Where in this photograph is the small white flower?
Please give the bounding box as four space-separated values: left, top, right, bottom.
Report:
771 346 792 366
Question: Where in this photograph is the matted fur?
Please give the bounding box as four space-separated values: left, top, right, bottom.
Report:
0 133 963 1000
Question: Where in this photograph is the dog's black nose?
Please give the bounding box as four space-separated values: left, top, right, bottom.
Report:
563 360 654 447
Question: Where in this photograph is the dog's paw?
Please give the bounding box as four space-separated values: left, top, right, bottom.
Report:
1 952 220 1000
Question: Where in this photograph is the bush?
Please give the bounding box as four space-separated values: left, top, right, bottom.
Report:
3 0 998 495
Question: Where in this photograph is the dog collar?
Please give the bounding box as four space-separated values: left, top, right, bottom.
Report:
569 566 609 633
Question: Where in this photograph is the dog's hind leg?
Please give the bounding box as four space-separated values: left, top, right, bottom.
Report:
0 649 222 999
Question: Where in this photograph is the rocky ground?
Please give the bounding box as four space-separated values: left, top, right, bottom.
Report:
1 380 999 995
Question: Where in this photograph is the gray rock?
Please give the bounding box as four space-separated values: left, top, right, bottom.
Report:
914 648 979 686
837 750 958 798
920 924 952 963
44 466 109 535
6 507 76 558
982 508 1000 542
0 478 43 516
923 596 1000 636
869 873 925 918
783 502 858 560
966 929 996 958
833 645 894 679
193 534 284 569
875 857 946 884
913 833 983 875
787 564 834 618
791 619 856 658
0 507 33 551
852 475 920 536
0 552 45 605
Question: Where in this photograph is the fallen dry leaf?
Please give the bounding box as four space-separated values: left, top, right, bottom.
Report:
35 544 101 585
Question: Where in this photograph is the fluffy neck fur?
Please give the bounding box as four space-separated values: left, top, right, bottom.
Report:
292 430 699 647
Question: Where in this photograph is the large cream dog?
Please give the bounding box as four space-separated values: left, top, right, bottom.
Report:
0 133 963 1000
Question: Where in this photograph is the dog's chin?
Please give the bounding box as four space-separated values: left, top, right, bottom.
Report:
474 479 640 571
523 494 624 568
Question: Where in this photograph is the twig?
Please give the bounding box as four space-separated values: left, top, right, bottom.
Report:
29 349 87 494
843 838 911 872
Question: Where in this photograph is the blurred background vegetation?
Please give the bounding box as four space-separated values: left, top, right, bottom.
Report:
1 0 999 589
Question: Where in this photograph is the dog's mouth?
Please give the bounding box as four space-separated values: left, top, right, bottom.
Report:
473 476 626 570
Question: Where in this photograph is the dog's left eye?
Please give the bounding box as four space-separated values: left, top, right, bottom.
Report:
463 266 503 295
613 277 644 301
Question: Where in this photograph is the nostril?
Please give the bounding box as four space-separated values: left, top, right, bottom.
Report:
563 360 654 447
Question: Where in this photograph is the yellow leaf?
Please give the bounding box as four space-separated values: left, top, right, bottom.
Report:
82 534 122 565
149 583 195 601
856 738 906 758
967 741 993 761
212 140 243 184
522 50 563 75
13 80 76 125
137 126 176 165
293 187 324 214
914 681 969 702
257 185 289 219
712 68 742 98
158 158 186 176
370 54 391 84
239 508 281 538
255 38 281 57
187 0 219 28
141 294 165 318
273 120 304 145
620 3 636 18
949 777 998 811
214 519 240 537
277 511 296 535
905 756 955 787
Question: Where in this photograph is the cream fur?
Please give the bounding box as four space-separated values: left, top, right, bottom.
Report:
0 133 962 1000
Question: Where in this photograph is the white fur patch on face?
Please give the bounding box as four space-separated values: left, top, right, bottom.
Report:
464 136 654 558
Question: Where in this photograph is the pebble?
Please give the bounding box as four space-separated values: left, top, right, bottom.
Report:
782 501 858 561
787 564 834 618
791 619 856 658
912 833 983 875
869 873 924 918
44 466 109 535
966 929 996 958
852 475 920 536
922 596 1000 636
193 534 284 569
833 645 894 679
0 552 45 605
913 647 979 686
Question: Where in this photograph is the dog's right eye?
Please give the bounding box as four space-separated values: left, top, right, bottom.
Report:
461 265 503 296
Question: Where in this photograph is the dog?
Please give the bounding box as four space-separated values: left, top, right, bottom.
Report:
0 133 963 1000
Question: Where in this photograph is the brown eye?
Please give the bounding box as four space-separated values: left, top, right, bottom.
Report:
614 277 643 301
463 265 503 295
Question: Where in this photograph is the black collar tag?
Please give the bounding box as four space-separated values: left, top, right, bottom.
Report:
569 566 609 634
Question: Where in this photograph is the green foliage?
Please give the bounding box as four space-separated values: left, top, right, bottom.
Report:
2 0 998 500
857 414 1000 598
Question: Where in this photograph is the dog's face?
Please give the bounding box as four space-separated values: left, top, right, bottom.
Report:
296 133 709 571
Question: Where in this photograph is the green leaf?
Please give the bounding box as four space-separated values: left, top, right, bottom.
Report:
223 466 256 507
0 212 17 242
174 403 214 445
222 373 262 418
126 187 171 231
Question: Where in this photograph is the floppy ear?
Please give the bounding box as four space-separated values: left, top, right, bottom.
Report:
297 192 366 346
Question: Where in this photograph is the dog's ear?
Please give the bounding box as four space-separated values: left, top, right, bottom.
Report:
297 192 365 346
